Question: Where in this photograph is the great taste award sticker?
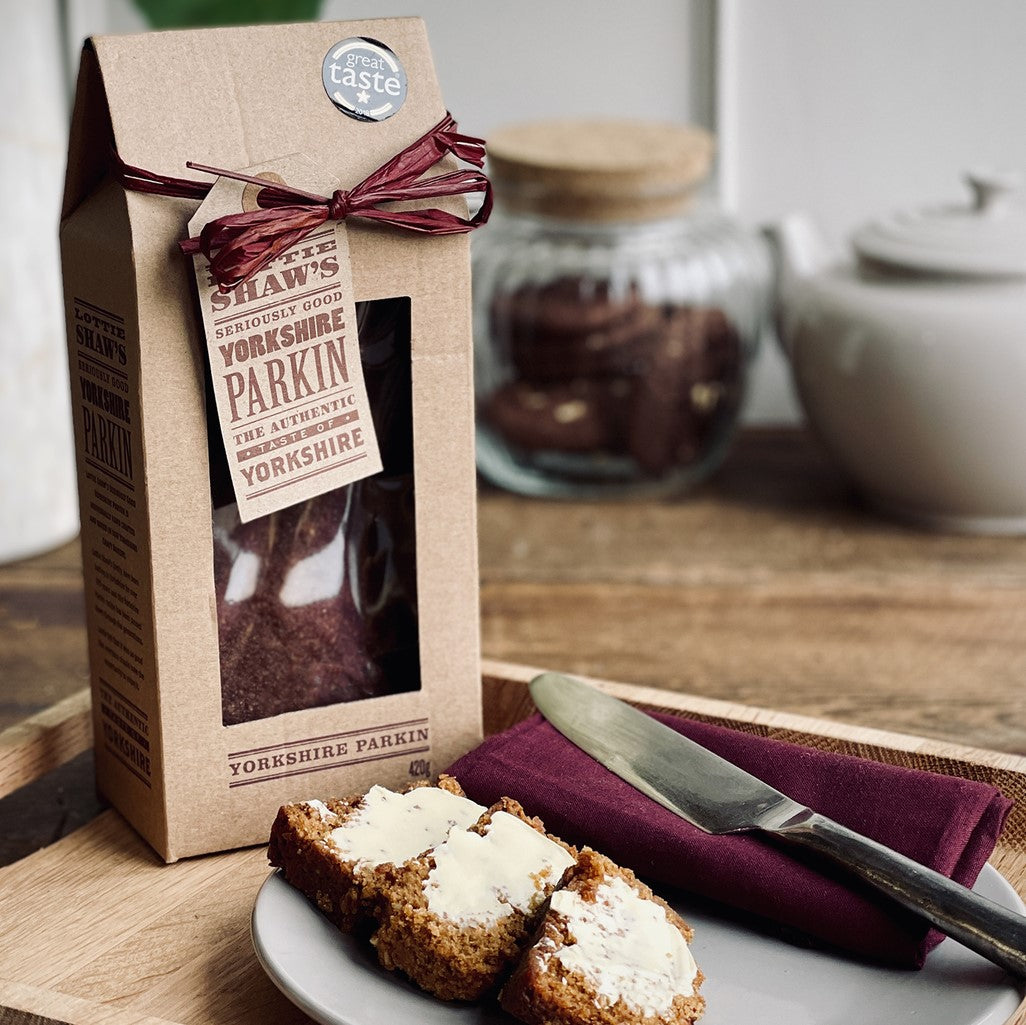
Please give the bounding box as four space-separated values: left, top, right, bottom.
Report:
189 154 382 522
322 37 409 122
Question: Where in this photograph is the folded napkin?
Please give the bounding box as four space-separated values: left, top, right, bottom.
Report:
447 710 1012 968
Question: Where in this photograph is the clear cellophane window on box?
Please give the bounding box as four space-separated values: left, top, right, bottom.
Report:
207 298 420 725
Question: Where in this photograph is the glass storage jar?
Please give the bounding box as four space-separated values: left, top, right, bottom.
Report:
473 120 772 498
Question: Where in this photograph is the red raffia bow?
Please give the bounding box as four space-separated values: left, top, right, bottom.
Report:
114 113 492 293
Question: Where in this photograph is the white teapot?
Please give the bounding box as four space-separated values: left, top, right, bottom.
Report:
767 171 1026 534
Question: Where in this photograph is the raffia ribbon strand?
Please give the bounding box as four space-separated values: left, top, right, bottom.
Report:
113 113 492 292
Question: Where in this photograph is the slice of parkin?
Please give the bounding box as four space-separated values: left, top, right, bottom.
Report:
501 849 705 1025
372 796 578 1001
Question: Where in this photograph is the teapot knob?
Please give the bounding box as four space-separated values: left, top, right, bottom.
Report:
966 168 1022 218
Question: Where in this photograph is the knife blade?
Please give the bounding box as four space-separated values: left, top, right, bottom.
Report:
530 671 1026 978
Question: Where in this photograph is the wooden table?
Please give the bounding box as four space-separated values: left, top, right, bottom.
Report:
478 429 1026 757
2 427 1026 1024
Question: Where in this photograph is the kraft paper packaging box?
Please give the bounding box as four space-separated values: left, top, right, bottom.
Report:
59 19 484 861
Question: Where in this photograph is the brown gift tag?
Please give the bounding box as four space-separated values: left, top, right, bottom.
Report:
188 154 382 522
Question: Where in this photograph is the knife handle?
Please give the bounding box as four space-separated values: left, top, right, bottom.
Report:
772 811 1026 978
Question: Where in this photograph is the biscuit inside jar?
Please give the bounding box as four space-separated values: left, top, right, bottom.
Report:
483 277 743 476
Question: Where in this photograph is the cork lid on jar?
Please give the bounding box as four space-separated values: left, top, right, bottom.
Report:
486 119 714 222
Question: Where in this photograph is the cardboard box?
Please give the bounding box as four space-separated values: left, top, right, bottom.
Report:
59 19 483 861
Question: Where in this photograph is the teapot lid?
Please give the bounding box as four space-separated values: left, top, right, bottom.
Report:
852 170 1026 276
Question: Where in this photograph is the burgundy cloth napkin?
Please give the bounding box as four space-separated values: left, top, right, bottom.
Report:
447 711 1012 968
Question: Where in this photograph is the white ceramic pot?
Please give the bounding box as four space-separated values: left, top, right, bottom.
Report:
768 172 1026 534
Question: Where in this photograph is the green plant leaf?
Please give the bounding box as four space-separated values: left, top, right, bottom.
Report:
131 0 321 29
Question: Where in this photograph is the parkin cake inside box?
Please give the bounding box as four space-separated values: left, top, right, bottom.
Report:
59 18 485 861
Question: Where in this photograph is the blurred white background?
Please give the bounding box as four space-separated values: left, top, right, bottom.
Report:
8 0 1026 488
0 2 78 561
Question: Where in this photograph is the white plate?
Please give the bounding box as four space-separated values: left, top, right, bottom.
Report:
252 865 1026 1025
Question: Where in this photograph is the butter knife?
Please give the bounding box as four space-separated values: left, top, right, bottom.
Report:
530 671 1026 978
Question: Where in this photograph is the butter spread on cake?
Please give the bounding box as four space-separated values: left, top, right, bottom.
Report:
424 809 577 924
323 783 485 867
500 850 705 1025
267 776 482 931
547 877 698 1012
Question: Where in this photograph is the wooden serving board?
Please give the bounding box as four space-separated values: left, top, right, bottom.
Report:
1 660 1025 1025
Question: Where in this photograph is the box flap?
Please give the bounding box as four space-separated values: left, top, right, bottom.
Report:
63 18 447 220
62 44 112 220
